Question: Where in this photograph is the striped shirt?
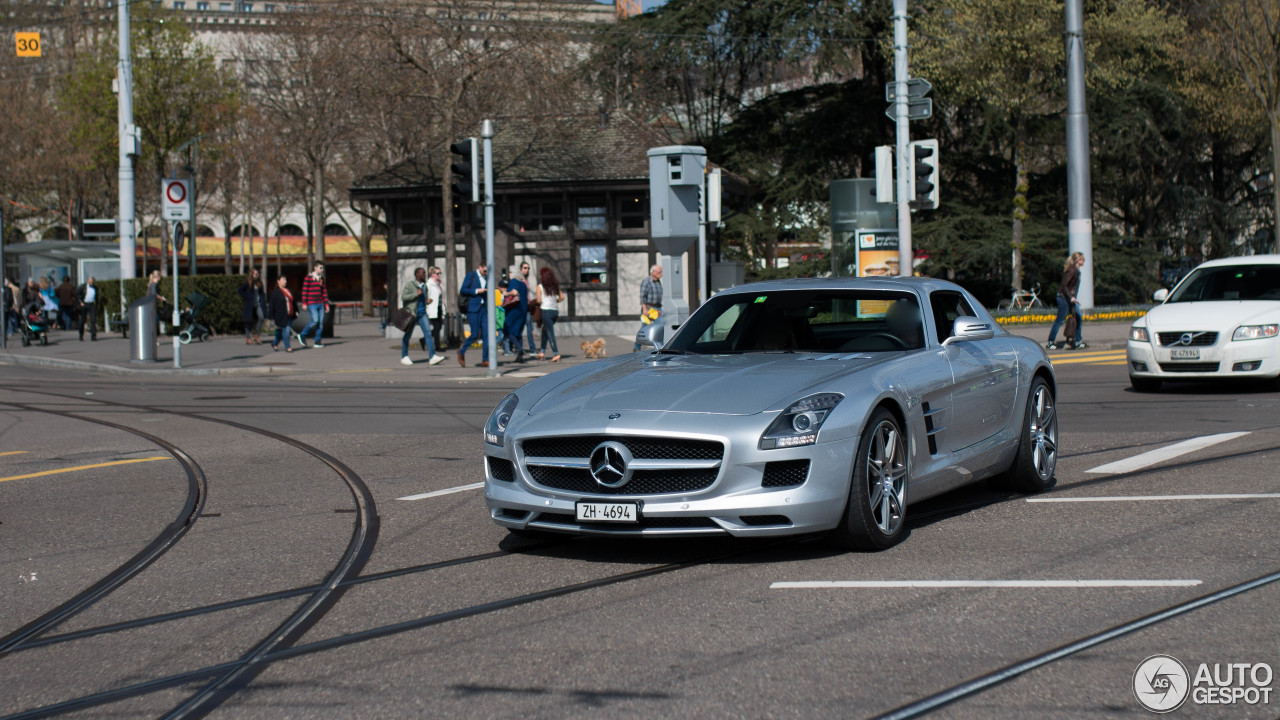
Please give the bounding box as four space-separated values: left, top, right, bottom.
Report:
300 273 328 306
640 276 662 308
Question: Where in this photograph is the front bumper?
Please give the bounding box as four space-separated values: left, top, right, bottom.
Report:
1126 336 1280 381
483 411 856 537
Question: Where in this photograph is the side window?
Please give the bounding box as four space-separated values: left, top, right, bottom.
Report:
929 291 975 344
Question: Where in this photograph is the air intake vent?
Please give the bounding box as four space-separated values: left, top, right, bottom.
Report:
740 515 792 526
762 460 809 488
488 456 515 482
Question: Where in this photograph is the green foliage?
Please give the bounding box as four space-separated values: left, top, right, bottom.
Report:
96 275 249 335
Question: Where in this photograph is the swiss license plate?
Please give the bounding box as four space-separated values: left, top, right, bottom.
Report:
575 501 639 523
1170 348 1200 360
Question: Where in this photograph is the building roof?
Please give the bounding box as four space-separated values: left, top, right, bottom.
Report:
352 112 682 193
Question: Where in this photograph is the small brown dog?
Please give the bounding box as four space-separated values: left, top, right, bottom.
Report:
581 337 607 359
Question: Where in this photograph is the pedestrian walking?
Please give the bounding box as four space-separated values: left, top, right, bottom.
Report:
55 277 77 331
299 261 330 348
535 266 565 362
519 262 539 352
75 276 98 341
238 269 265 345
268 275 295 352
426 266 445 352
2 277 18 338
633 264 663 351
399 267 445 366
505 271 529 363
457 261 489 367
1047 252 1087 350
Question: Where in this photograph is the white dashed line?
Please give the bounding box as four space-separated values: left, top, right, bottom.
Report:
1085 432 1250 474
397 482 485 501
770 580 1203 589
1029 493 1280 503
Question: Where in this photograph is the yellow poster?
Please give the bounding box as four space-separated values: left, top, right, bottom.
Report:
856 231 899 315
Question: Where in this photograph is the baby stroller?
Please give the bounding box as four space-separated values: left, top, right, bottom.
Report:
18 302 49 346
178 292 213 344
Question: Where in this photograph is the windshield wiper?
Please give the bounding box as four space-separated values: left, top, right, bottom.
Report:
656 347 694 355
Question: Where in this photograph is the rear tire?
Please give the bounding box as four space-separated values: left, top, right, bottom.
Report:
179 330 193 345
830 408 908 551
994 376 1058 493
21 335 30 347
1129 375 1161 392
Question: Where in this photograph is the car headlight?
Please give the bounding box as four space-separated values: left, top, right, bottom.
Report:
1233 324 1279 341
1129 326 1149 343
485 393 519 446
759 393 844 450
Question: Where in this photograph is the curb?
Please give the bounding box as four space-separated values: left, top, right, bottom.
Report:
0 354 302 377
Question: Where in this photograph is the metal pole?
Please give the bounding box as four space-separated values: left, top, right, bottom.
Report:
172 222 181 369
117 0 136 281
189 137 199 277
893 0 913 277
1065 0 1094 307
482 120 498 378
698 173 707 307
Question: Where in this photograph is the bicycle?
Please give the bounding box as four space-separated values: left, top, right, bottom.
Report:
997 283 1046 312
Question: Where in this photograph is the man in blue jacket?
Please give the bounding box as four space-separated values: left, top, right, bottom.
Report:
458 261 489 367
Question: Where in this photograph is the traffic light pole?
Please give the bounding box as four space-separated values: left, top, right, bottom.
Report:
892 0 913 277
172 221 182 369
482 120 498 379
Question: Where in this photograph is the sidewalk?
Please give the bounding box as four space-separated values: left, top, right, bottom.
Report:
0 314 1136 378
0 317 630 379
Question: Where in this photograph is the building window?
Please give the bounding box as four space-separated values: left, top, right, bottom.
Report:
264 3 275 10
399 203 424 237
242 1 254 10
578 243 608 284
173 1 186 8
618 194 647 230
516 200 564 233
577 202 607 232
196 1 209 9
220 2 232 11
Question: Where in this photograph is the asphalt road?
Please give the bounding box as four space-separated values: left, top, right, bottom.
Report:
1 354 1277 719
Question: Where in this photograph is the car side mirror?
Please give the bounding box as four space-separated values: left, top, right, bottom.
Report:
1153 288 1169 302
636 322 665 350
942 316 995 346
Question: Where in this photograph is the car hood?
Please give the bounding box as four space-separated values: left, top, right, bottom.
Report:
527 352 889 416
1143 301 1280 329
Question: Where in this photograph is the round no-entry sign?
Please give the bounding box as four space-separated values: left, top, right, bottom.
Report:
162 178 191 221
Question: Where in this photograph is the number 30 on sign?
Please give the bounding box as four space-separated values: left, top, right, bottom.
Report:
16 33 41 57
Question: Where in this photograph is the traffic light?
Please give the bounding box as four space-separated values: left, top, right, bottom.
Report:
450 138 479 203
909 139 939 210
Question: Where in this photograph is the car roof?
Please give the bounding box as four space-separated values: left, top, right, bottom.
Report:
714 276 967 296
1195 254 1280 269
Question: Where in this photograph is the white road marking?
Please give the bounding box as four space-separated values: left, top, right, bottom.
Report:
1029 493 1280 503
398 482 484 501
770 580 1202 589
1085 431 1250 474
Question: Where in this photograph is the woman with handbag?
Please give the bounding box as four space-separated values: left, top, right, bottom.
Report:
398 267 444 366
535 267 565 362
268 275 295 352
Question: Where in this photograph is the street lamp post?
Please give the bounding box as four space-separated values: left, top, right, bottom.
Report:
176 136 202 277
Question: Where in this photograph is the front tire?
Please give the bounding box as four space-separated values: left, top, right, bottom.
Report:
997 299 1012 312
831 408 908 551
179 330 193 345
995 376 1058 493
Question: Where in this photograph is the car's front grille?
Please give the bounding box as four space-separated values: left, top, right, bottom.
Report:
1158 362 1220 373
1157 331 1218 347
520 434 724 496
528 466 718 495
522 436 723 461
762 460 809 488
535 512 720 530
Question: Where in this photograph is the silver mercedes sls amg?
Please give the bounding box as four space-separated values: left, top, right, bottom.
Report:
483 277 1058 550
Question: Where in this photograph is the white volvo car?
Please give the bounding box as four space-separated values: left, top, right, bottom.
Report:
1127 255 1280 391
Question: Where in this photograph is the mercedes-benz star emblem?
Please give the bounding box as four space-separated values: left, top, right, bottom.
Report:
589 441 634 489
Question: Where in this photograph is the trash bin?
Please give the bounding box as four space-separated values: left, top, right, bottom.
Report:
129 297 156 363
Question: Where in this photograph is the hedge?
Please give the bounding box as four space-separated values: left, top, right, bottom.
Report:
95 275 250 336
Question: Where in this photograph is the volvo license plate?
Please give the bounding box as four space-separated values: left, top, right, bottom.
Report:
575 501 638 523
1170 348 1200 360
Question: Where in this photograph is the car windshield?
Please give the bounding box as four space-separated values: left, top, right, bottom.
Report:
665 289 925 354
1166 265 1280 302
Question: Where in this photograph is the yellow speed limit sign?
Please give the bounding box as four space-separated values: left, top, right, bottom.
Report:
16 32 41 57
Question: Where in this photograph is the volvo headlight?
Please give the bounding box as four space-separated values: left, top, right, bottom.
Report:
759 393 844 450
1232 324 1279 341
1129 325 1149 343
485 394 519 446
